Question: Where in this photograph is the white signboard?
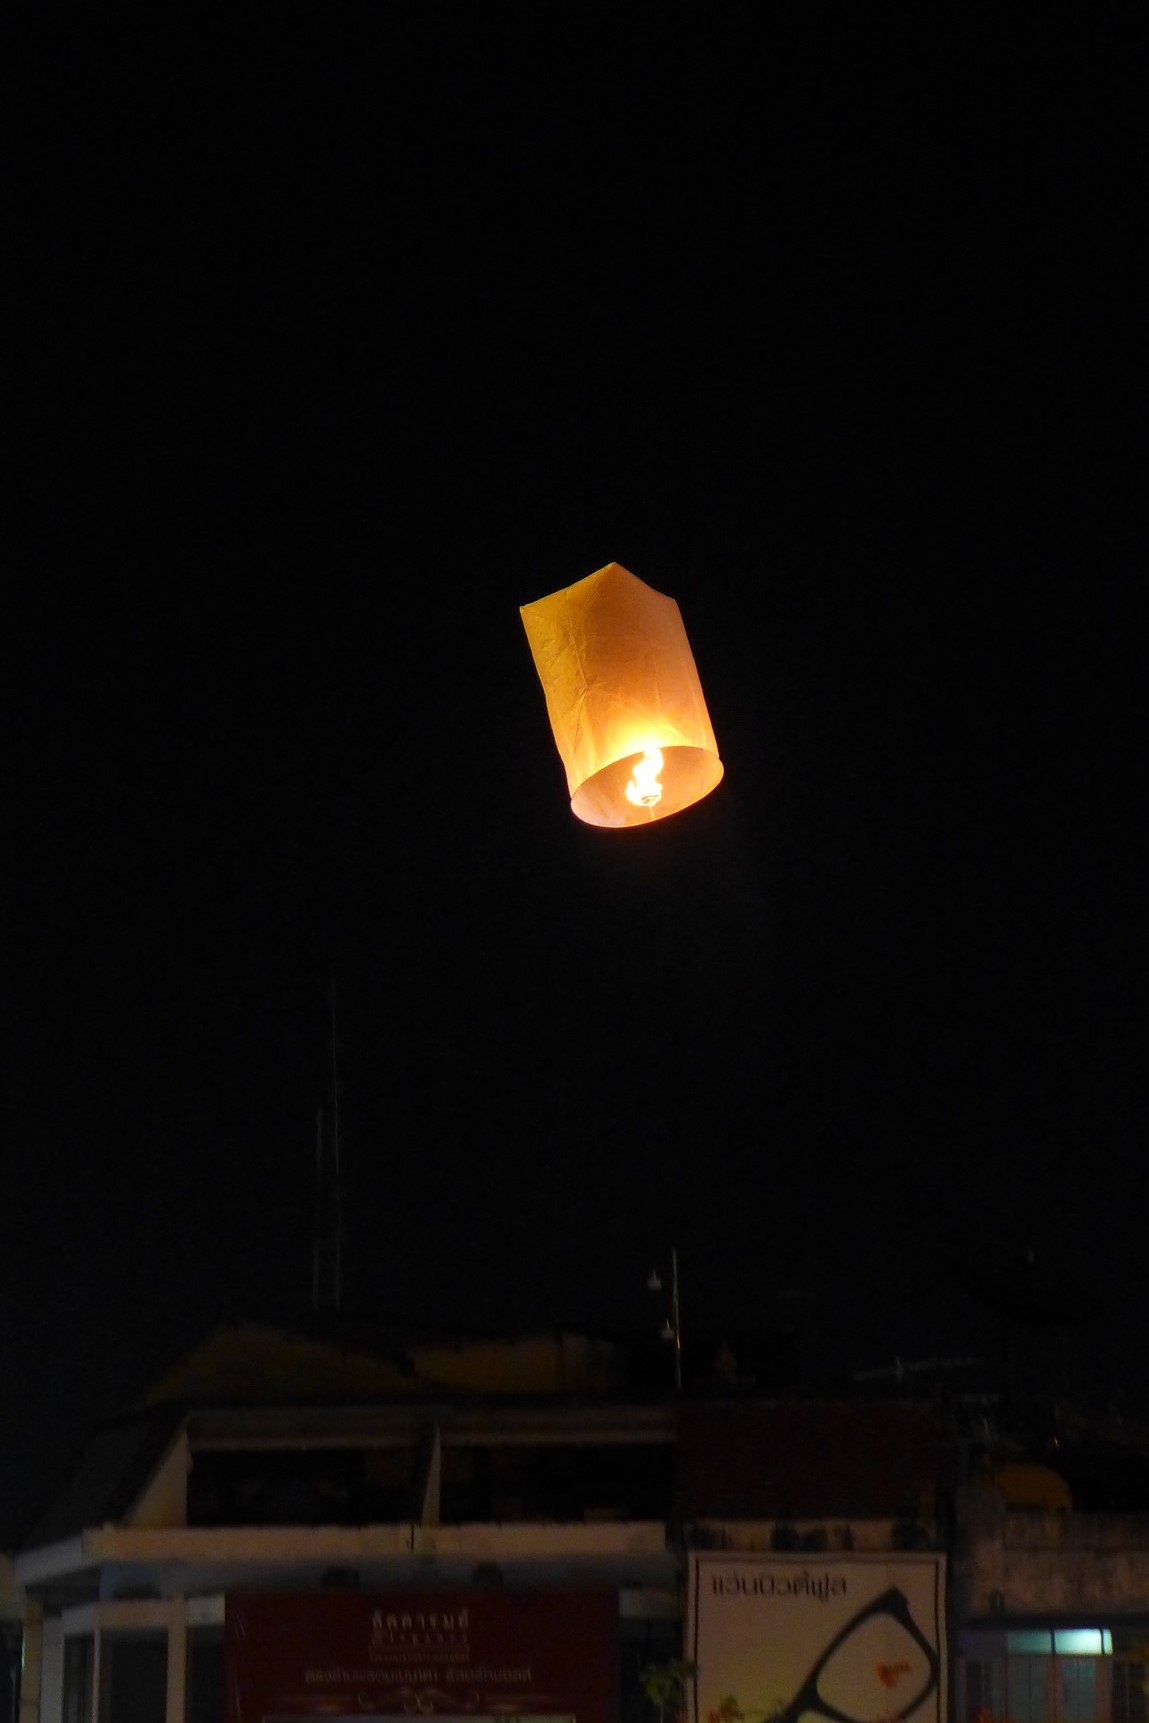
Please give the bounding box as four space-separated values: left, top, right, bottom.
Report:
689 1552 946 1723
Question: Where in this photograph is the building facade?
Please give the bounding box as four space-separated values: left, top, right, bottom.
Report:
9 1325 1149 1723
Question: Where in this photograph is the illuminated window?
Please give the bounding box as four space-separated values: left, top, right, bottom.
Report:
1054 1630 1112 1656
961 1627 1130 1722
1010 1629 1055 1654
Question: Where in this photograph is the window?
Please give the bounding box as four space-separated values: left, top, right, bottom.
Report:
439 1441 675 1523
1056 1632 1112 1657
1007 1656 1052 1722
960 1630 1145 1722
963 1657 1005 1721
1114 1661 1149 1723
98 1630 167 1723
188 1445 418 1525
1059 1656 1099 1723
187 1624 225 1723
62 1636 94 1723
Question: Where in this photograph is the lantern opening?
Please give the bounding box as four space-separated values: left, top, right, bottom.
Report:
625 747 665 809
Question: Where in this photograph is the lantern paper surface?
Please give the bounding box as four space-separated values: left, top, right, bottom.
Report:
521 562 724 828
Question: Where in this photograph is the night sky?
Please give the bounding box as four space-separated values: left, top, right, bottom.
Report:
4 13 1146 1542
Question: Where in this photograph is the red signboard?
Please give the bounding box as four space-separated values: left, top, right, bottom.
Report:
225 1590 618 1723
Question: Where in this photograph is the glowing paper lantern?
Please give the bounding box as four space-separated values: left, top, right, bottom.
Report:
520 562 724 828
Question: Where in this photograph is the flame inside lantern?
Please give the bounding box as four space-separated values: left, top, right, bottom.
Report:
624 748 665 808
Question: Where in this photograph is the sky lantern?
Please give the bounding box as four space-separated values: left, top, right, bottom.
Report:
521 562 724 828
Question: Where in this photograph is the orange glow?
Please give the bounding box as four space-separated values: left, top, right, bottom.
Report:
625 748 665 808
520 563 723 829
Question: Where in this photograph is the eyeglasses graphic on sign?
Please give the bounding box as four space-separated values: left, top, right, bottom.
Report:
772 1587 940 1723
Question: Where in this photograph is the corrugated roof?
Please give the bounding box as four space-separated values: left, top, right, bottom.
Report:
143 1323 626 1405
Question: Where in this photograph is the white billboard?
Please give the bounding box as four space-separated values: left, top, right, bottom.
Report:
689 1552 946 1723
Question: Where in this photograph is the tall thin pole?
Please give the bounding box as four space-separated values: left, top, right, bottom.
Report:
670 1245 682 1392
329 979 343 1314
311 981 345 1315
311 1104 323 1312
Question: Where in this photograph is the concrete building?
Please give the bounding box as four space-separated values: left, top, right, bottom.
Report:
11 1325 681 1723
9 1323 1149 1721
951 1483 1149 1719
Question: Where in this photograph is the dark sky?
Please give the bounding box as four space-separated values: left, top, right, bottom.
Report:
4 13 1146 1540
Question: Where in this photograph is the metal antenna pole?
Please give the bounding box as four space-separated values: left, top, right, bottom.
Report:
329 979 343 1315
311 982 346 1315
311 1104 324 1313
670 1245 682 1392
